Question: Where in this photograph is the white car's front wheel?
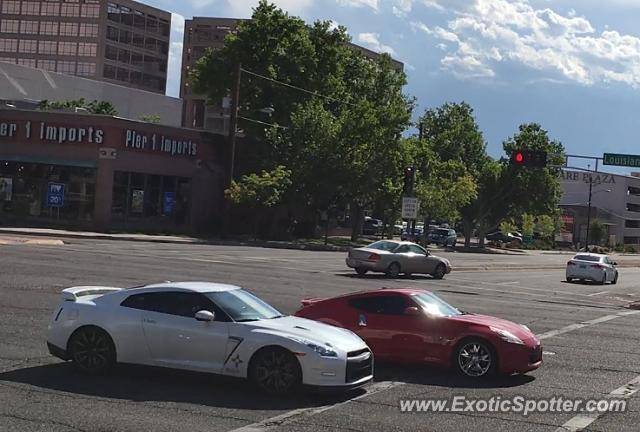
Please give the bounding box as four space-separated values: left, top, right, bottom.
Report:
249 347 302 395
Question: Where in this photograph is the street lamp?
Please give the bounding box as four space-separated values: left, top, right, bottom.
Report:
584 178 611 251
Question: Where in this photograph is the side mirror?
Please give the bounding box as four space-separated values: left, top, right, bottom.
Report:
404 306 420 316
195 310 215 322
613 262 618 266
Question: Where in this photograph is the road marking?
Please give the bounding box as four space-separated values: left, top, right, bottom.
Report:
587 291 610 297
555 374 640 432
497 281 520 285
536 310 640 340
229 381 404 432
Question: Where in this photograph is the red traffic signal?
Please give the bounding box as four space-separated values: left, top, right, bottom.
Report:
510 150 547 168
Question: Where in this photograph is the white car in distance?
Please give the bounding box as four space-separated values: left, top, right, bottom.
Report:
566 253 619 285
47 282 373 394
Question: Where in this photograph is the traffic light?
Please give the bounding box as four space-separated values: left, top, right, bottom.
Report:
403 166 415 194
510 150 548 168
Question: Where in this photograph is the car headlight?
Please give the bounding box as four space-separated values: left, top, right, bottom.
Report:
306 342 338 357
490 326 524 345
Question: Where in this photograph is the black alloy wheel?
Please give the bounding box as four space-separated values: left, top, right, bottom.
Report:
68 326 116 374
250 347 302 395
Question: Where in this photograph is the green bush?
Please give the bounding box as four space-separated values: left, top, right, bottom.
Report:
624 245 637 254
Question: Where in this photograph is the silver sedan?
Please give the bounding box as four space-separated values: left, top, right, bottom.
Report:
346 240 452 279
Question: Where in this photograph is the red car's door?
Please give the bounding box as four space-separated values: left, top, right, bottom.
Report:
346 294 431 362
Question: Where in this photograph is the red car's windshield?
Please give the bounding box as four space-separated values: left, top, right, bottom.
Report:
412 292 462 317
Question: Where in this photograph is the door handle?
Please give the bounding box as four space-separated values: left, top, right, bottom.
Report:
143 318 157 324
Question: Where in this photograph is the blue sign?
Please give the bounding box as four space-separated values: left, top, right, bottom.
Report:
163 192 176 215
47 182 65 208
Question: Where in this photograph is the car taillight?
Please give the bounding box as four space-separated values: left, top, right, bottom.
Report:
591 264 604 269
567 261 575 266
367 253 381 262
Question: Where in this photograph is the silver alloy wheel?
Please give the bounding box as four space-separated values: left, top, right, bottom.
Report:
386 262 401 278
457 341 492 377
433 264 446 280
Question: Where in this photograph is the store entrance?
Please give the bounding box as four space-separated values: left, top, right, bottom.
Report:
0 161 96 228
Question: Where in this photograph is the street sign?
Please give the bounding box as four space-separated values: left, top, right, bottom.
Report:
47 182 65 208
163 192 175 215
401 197 419 219
603 153 640 168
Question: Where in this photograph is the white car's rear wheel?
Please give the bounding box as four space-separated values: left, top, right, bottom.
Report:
250 347 302 395
68 326 116 374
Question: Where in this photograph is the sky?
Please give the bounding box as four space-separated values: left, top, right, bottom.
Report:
150 0 640 174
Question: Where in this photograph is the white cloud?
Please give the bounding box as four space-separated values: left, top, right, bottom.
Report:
392 0 413 17
357 32 396 55
190 0 313 17
412 0 640 87
336 0 379 11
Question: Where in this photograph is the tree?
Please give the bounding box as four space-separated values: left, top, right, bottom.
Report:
499 220 518 235
39 98 118 116
418 102 488 176
141 114 161 123
590 219 606 246
522 214 535 238
536 215 556 240
193 1 413 240
225 166 292 239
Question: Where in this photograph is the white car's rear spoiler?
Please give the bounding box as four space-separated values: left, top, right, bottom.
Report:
61 286 122 301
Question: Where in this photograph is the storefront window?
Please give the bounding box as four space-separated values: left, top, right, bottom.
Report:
111 171 191 227
0 161 96 226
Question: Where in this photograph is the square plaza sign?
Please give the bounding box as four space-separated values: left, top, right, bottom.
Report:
603 153 640 168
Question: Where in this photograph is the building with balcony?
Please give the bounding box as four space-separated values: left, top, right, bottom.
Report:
0 0 171 94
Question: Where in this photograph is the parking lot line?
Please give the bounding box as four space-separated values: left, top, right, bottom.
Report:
228 381 404 432
587 290 610 297
554 374 640 432
536 310 640 340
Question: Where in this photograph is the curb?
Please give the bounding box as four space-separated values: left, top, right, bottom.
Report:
0 228 351 252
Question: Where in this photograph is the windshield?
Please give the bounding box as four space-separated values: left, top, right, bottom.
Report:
574 255 601 262
205 289 283 322
411 292 462 317
436 229 449 235
367 241 399 251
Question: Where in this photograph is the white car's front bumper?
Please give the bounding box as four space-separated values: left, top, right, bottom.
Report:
300 347 373 389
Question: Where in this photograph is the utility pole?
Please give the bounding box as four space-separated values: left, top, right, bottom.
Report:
585 176 593 251
223 63 241 238
228 62 241 185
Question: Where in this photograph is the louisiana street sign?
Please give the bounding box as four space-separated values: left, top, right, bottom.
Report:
603 153 640 168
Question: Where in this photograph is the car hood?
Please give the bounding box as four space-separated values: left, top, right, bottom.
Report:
238 316 366 351
450 313 535 341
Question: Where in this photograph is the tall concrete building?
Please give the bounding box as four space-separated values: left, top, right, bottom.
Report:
0 0 171 94
180 17 242 131
179 16 404 132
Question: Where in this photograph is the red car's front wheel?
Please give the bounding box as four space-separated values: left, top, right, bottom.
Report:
455 339 496 378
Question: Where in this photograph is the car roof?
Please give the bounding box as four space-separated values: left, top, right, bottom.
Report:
133 281 242 293
328 288 432 301
572 253 607 258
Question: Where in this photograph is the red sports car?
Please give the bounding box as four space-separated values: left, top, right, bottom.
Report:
295 288 542 378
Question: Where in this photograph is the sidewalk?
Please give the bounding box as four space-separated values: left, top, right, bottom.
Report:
0 227 352 252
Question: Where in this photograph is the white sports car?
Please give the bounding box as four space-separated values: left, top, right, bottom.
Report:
47 281 373 394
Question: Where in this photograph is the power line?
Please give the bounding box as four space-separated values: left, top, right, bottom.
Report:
238 115 288 129
240 67 357 107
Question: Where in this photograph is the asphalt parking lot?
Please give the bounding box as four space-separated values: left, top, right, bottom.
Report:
1 239 640 431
